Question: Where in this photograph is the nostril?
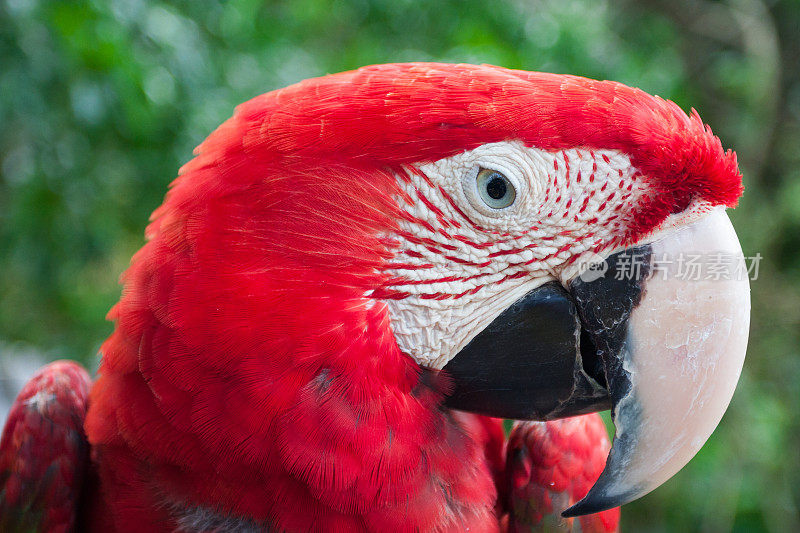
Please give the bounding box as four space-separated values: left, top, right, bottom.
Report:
579 328 608 390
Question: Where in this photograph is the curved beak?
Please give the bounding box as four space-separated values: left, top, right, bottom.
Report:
442 207 750 515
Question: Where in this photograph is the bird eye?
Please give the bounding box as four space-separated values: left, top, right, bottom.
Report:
476 168 516 209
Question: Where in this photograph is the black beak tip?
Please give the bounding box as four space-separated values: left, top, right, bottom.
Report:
561 495 614 518
561 498 602 518
561 486 637 518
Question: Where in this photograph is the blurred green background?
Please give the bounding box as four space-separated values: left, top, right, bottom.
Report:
1 0 798 531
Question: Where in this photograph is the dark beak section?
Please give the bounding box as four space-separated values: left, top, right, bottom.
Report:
442 281 611 420
442 245 651 420
559 245 652 515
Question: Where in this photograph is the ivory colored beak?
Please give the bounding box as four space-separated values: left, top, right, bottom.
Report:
564 208 751 516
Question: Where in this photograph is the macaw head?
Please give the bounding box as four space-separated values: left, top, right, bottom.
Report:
138 63 749 515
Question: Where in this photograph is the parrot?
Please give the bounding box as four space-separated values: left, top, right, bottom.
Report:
0 62 750 532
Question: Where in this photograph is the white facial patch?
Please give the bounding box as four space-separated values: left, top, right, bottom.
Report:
380 141 647 369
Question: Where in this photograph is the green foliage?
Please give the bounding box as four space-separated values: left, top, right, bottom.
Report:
1 0 798 530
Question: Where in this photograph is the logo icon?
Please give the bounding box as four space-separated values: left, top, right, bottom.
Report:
577 253 609 282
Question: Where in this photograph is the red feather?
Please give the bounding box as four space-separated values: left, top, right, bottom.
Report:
0 361 91 533
506 414 620 532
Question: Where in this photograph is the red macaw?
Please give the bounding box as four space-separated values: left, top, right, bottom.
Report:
0 63 750 532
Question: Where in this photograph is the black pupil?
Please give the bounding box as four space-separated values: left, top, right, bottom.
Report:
486 175 507 200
